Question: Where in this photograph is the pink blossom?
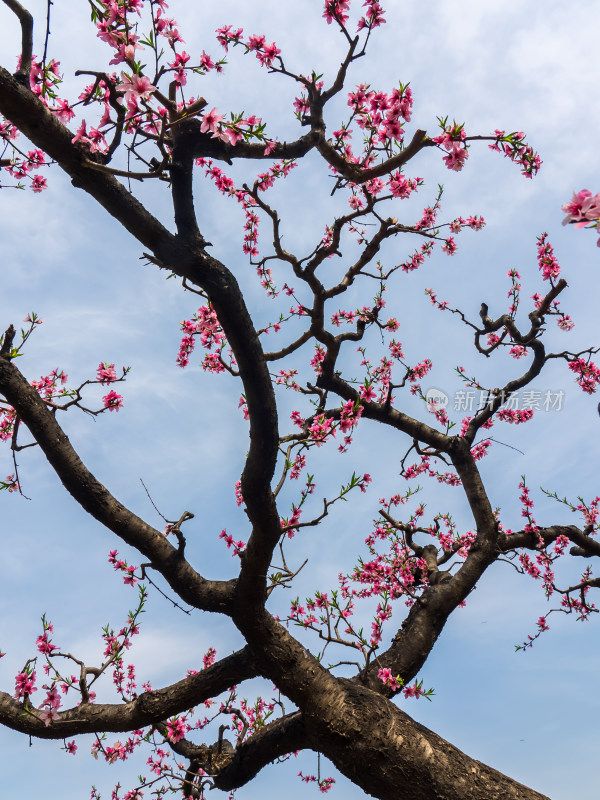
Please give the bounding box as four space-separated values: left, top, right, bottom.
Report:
200 107 223 135
72 119 90 146
31 175 47 193
14 670 36 698
39 707 60 726
103 390 123 411
360 384 376 402
562 189 600 227
441 237 457 255
255 41 281 68
442 143 468 172
569 358 600 394
219 126 243 146
27 149 46 167
166 716 186 742
377 667 402 690
402 681 426 699
202 647 216 669
509 345 528 359
118 72 157 106
216 25 243 51
199 51 215 71
168 51 190 85
497 408 534 424
358 1 386 29
389 171 415 199
109 42 141 66
536 233 560 281
4 473 20 492
466 215 485 230
36 631 57 654
557 315 574 331
323 0 350 25
97 362 117 384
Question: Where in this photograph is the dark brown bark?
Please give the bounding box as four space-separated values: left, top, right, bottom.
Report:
215 681 550 800
302 681 550 800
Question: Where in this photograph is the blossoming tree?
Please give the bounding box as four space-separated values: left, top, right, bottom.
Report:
0 1 599 799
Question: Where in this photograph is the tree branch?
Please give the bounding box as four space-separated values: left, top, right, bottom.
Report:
0 647 258 738
214 712 308 791
2 0 33 84
0 355 234 613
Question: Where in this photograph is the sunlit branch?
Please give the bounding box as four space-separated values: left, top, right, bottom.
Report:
2 0 33 83
0 355 234 613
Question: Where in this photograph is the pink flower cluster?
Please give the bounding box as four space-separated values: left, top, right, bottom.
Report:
2 473 20 492
0 141 48 192
298 772 336 793
282 504 303 538
289 453 307 480
103 389 124 411
518 479 539 535
488 129 542 178
470 440 491 462
496 408 534 424
216 26 281 69
536 233 560 281
568 358 600 394
219 529 246 557
358 0 386 30
118 71 157 113
557 314 574 332
30 368 67 401
202 647 217 669
398 241 435 272
177 303 227 369
448 215 485 233
562 189 600 233
433 125 468 172
165 716 187 743
575 496 600 529
14 669 36 699
36 628 58 655
323 0 386 33
38 681 62 726
509 345 528 359
292 399 364 452
108 550 139 586
231 696 276 742
377 669 427 699
345 83 413 149
323 0 351 25
199 107 270 148
96 362 124 411
388 170 419 198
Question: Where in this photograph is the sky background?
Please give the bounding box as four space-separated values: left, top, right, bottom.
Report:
1 1 599 798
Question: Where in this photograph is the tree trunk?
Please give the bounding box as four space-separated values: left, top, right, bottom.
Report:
305 681 550 800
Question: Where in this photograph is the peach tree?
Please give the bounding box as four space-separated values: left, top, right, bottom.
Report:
0 2 599 799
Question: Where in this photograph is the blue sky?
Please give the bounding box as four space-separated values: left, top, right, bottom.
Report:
1 1 599 798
